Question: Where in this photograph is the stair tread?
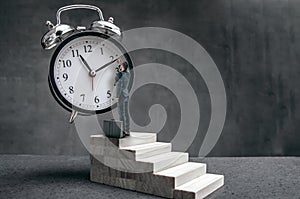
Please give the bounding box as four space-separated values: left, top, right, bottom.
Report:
126 132 157 137
139 152 188 163
120 142 170 151
91 132 156 138
120 132 157 142
175 173 224 191
118 132 157 147
154 162 206 177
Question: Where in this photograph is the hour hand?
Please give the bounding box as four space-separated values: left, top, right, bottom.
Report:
79 55 93 73
95 59 118 73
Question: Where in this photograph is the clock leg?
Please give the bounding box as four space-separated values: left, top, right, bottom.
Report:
69 110 78 123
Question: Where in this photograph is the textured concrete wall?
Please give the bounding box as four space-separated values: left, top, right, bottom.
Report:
0 0 299 156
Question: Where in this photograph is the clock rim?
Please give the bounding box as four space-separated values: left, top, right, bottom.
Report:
48 31 134 115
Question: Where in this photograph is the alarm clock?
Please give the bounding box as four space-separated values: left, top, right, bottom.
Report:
41 4 133 123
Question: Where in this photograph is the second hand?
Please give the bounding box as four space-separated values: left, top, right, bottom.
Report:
92 76 94 91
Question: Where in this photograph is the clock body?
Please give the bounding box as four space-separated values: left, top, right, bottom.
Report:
48 31 133 114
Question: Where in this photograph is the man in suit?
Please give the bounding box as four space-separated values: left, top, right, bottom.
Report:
114 61 131 136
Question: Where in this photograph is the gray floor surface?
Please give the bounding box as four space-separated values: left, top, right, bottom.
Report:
0 155 299 199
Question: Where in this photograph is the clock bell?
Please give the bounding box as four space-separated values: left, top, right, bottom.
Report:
41 4 122 50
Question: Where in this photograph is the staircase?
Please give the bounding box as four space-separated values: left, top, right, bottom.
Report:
90 132 224 199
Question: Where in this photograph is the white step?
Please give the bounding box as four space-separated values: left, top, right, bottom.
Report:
174 173 224 199
155 162 207 187
118 132 157 148
120 142 172 160
90 132 157 148
138 152 189 172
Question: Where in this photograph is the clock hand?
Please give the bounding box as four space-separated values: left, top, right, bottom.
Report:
79 55 96 76
95 58 118 73
92 76 94 91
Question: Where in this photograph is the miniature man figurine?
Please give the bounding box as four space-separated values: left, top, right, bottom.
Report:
114 60 131 136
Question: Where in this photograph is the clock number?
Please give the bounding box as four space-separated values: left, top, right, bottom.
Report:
80 94 85 102
62 73 68 81
63 60 72 68
72 49 80 57
94 96 100 104
69 86 74 94
84 45 92 53
100 48 104 55
107 90 111 98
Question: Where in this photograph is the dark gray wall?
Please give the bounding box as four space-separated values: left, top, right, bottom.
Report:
0 0 299 156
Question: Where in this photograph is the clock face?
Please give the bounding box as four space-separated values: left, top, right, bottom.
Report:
49 31 133 114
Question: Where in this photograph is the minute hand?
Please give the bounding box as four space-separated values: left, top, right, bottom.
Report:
95 59 117 73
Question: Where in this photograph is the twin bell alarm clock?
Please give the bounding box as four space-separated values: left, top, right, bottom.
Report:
41 4 133 123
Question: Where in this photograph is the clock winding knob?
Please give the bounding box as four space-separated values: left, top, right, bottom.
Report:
46 20 54 30
108 17 114 23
